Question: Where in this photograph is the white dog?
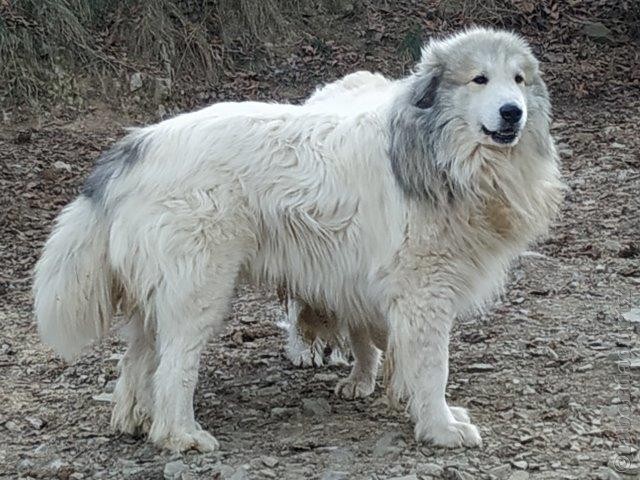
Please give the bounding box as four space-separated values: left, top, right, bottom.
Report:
34 28 564 452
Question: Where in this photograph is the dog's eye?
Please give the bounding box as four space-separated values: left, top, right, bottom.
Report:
515 74 524 84
472 75 488 85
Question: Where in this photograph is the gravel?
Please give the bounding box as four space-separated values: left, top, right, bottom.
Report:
1 14 639 479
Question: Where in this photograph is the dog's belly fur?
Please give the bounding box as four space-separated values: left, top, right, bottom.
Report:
247 198 399 324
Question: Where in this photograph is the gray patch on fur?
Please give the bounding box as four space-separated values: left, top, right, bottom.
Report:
415 75 440 110
389 72 460 205
82 133 147 201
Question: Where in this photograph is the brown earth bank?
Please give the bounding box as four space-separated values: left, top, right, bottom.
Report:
1 1 639 479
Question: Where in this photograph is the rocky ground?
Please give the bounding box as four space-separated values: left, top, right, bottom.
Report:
1 2 640 478
1 95 639 480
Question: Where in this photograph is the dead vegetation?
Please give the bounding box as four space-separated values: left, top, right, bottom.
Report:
0 0 346 107
3 0 638 111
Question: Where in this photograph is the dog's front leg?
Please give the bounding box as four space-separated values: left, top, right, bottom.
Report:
387 288 482 448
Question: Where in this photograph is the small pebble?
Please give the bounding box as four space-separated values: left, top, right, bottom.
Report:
26 416 46 430
92 393 113 403
302 398 331 417
261 456 279 468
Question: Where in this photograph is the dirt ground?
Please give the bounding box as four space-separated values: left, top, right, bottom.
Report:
1 94 639 480
1 6 640 478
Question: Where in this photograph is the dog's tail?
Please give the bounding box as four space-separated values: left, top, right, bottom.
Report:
33 195 117 361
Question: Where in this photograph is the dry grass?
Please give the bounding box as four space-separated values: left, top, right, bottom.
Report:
0 0 301 106
0 0 104 105
1 0 637 108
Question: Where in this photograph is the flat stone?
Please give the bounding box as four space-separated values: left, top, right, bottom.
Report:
509 472 530 480
582 21 612 40
595 466 622 480
44 459 71 476
130 72 144 92
603 239 621 253
33 443 53 457
256 385 280 396
92 393 113 403
17 458 35 474
154 77 172 101
5 420 20 432
488 464 511 479
26 416 45 430
302 398 331 416
107 353 123 363
373 430 404 457
164 460 188 480
270 406 297 418
617 358 640 370
104 380 117 393
215 464 235 479
419 463 444 476
314 373 339 382
321 471 349 480
621 308 640 323
261 456 279 468
229 466 249 480
521 251 548 259
53 161 72 172
466 363 495 372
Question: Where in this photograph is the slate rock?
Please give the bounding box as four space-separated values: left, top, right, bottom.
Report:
163 460 188 480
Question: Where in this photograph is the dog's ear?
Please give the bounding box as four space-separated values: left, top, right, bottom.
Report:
414 39 444 109
415 74 440 109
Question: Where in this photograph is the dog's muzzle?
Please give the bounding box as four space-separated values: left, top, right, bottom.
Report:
481 125 519 144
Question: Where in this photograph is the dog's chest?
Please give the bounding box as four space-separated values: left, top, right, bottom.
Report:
479 192 514 240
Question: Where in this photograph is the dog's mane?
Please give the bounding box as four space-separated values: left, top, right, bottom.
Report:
388 30 564 258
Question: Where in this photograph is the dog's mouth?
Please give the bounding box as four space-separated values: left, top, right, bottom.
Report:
481 126 519 145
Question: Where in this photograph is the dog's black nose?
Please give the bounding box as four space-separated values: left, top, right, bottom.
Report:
500 104 522 124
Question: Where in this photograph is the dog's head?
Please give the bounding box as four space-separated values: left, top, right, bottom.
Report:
411 28 547 148
390 28 554 202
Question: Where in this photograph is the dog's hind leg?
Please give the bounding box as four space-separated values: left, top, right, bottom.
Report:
111 312 157 435
147 248 242 453
335 325 380 399
284 297 329 368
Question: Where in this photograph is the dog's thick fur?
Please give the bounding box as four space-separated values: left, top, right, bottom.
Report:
281 71 394 369
34 28 563 452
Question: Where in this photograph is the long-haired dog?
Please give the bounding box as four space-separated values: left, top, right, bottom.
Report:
34 28 563 452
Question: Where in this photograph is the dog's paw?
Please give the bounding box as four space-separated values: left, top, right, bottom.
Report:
157 427 219 453
287 341 324 368
449 406 471 423
335 375 375 399
111 401 151 436
327 348 350 367
416 419 482 448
